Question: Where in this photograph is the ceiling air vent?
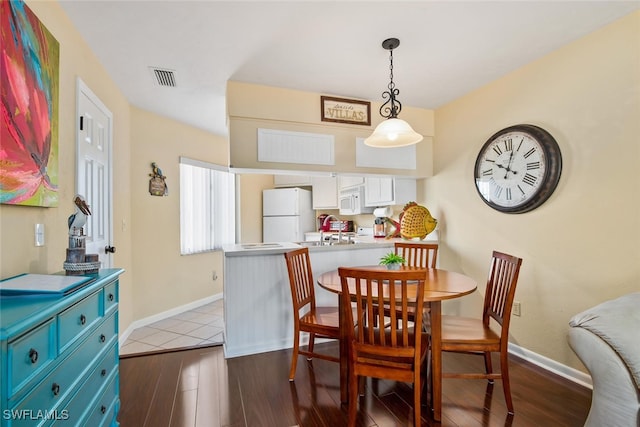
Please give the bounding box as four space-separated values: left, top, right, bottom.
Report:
150 67 177 87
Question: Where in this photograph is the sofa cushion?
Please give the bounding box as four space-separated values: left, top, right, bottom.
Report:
569 292 640 389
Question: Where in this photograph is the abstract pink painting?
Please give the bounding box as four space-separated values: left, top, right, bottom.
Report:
1 0 59 207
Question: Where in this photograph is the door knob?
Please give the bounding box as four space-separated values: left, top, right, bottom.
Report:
105 246 116 253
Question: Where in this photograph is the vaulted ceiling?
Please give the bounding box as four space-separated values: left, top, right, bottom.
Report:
59 1 640 137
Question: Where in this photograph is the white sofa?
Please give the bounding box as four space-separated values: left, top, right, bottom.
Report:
568 292 640 427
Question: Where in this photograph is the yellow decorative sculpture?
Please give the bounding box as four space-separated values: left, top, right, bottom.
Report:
399 202 437 240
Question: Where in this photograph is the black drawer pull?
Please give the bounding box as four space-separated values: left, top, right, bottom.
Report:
108 293 114 302
52 383 60 396
80 314 86 325
28 348 38 364
101 368 107 377
100 405 107 414
99 334 106 343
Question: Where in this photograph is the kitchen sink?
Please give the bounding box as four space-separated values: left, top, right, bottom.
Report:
296 241 323 247
240 243 283 249
296 239 356 247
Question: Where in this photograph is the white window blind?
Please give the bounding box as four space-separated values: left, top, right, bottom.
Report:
180 157 235 254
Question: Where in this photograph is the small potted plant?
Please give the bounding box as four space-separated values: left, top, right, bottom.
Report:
379 252 406 270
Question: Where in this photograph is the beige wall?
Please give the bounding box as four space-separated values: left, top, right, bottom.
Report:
227 82 434 177
428 11 640 371
0 0 135 328
130 107 227 319
238 174 273 243
0 1 228 334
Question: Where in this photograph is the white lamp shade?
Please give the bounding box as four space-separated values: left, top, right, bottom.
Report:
363 118 424 148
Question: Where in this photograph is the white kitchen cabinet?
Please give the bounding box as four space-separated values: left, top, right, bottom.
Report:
311 176 338 209
364 177 394 206
274 174 312 187
365 177 417 207
338 176 365 190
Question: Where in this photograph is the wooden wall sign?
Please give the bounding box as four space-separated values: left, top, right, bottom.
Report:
321 96 371 126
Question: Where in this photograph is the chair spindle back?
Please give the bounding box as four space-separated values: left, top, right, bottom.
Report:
284 248 316 314
483 251 523 333
338 268 427 361
395 242 438 269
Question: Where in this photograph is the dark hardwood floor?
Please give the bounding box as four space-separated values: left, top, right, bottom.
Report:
118 342 591 427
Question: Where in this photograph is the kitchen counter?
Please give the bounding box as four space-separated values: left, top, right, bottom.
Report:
222 231 439 256
221 232 438 358
222 241 301 257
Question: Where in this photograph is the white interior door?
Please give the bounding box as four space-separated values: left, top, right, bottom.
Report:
76 79 113 268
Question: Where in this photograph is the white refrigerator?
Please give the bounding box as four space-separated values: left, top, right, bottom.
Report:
263 188 315 243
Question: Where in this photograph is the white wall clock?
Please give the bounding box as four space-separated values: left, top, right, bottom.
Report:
474 124 562 214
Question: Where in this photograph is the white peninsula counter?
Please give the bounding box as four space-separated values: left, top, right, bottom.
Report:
222 235 437 358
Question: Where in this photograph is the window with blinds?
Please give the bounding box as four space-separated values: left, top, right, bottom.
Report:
179 157 235 254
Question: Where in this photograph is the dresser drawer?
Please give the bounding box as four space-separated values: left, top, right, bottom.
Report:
103 280 118 316
60 343 118 423
1 269 123 427
58 290 101 353
9 313 118 424
7 318 56 399
80 372 118 427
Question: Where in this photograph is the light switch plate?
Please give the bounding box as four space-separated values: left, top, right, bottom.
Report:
35 223 45 246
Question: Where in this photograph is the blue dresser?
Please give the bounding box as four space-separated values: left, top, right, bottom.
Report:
1 269 124 426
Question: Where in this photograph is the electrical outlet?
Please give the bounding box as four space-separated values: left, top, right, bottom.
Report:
513 301 521 317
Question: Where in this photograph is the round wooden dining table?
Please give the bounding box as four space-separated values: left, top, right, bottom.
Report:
317 265 477 422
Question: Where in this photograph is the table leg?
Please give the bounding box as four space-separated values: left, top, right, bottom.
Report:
431 301 442 422
339 293 349 403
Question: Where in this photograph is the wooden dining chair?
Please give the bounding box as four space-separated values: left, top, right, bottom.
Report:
392 242 439 324
338 267 428 427
429 250 523 414
284 247 340 381
395 242 438 269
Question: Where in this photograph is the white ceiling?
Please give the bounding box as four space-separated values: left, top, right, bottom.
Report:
59 1 640 137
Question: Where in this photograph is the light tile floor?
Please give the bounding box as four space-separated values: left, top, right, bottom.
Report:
120 299 224 356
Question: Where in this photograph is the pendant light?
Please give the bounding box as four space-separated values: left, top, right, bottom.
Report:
364 38 423 148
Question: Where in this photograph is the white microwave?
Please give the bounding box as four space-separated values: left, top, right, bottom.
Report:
339 187 374 215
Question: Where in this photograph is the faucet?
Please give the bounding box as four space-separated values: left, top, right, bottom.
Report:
323 214 340 228
321 215 341 244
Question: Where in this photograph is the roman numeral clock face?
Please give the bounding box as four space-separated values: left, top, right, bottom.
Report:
474 124 562 213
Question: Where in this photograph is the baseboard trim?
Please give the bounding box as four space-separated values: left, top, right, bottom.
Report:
119 293 223 348
508 342 592 389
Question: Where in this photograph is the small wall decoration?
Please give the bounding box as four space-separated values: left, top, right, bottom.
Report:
149 162 168 196
321 96 371 126
1 0 60 207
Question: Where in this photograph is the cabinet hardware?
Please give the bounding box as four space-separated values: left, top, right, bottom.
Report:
29 348 38 364
80 314 86 325
52 383 60 396
99 334 106 343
